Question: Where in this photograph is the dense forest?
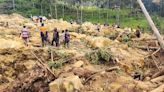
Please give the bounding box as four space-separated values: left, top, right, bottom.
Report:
0 0 164 31
0 0 163 16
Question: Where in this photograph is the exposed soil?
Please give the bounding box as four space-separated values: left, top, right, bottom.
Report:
0 14 163 92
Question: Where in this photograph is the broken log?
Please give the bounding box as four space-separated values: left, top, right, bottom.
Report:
83 66 120 84
137 0 164 50
51 48 54 62
151 75 164 83
132 38 157 41
150 84 164 92
151 48 161 56
30 50 57 78
136 46 159 51
151 55 160 71
105 66 120 72
152 68 164 78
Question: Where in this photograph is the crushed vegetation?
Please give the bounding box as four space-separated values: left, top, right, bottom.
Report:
0 14 163 92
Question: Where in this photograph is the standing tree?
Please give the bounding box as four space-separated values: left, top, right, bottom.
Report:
12 0 15 10
49 0 53 18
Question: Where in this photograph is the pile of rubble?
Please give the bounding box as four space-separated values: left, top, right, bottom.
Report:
0 14 163 92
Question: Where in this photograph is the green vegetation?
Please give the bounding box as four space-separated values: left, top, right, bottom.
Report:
85 48 113 64
0 0 164 32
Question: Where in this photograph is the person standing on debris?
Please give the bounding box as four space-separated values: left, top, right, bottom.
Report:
96 24 101 32
20 26 29 46
39 16 43 23
64 29 70 48
136 26 141 38
39 23 48 47
104 22 109 27
52 28 59 47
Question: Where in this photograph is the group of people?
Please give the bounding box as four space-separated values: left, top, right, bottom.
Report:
30 16 47 23
20 23 70 48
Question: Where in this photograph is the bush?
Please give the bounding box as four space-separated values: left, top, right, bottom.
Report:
48 59 64 69
48 48 73 68
99 48 113 62
85 48 113 64
85 50 100 64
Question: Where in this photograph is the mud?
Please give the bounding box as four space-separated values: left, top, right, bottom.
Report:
0 14 163 92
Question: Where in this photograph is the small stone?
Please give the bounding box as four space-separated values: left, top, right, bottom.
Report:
145 77 151 81
100 71 106 75
73 61 84 68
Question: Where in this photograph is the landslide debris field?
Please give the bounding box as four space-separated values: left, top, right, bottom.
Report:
0 14 164 92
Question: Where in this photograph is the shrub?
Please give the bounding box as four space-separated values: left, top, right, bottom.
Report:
48 59 64 69
85 48 113 64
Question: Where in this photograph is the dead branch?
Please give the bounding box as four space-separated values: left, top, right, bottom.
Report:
30 50 57 78
151 75 164 83
151 55 160 71
105 66 120 72
132 38 157 41
51 48 54 62
151 48 161 56
83 66 120 84
152 68 164 78
136 46 159 51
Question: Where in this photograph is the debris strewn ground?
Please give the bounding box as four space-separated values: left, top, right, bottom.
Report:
0 14 163 92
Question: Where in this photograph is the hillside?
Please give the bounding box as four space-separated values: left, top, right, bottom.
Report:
0 0 164 92
0 0 164 32
0 13 163 92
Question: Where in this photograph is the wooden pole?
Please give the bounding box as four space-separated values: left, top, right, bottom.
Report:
137 0 164 50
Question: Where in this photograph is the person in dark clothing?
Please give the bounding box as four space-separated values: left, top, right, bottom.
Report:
40 17 43 23
52 28 59 47
104 22 109 27
39 23 48 47
133 72 142 80
136 26 141 38
96 24 101 32
64 29 70 48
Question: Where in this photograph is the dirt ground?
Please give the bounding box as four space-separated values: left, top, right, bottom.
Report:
0 14 164 92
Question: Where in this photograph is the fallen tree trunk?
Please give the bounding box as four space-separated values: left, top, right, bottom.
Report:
137 0 164 50
150 84 164 92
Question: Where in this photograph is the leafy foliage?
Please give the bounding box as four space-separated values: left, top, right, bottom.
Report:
0 0 164 31
85 48 113 64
